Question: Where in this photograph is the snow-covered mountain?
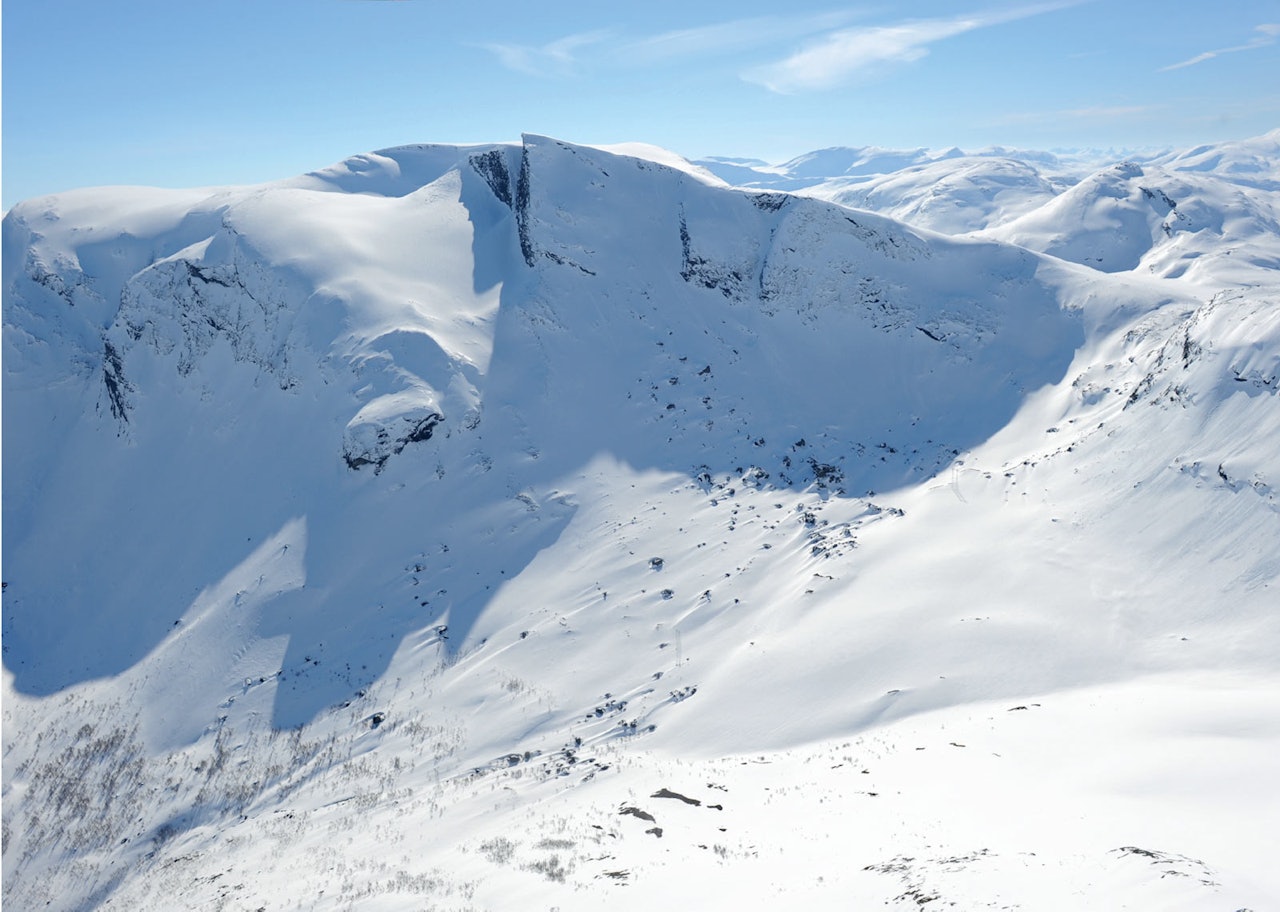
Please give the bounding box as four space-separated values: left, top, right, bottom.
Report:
799 156 1062 235
982 158 1280 281
4 132 1279 911
700 133 1280 264
693 143 1112 233
1151 129 1280 191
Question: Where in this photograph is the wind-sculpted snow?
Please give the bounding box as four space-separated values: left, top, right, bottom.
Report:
4 132 1279 912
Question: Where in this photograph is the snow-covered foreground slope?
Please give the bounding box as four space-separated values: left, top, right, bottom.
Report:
4 134 1279 911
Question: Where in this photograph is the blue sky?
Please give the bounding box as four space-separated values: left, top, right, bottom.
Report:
3 0 1278 206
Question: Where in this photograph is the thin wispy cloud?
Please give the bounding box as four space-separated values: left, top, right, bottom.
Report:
479 30 612 78
744 2 1083 94
620 12 858 64
478 14 851 77
478 4 1081 88
1159 23 1280 71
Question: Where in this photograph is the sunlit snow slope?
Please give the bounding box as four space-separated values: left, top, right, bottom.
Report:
4 133 1279 911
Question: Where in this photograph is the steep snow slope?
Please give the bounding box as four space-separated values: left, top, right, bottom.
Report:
3 135 1080 705
4 134 1279 911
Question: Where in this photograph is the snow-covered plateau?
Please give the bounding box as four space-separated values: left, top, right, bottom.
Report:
4 131 1279 911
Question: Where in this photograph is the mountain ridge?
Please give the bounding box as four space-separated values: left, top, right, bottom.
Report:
4 130 1278 911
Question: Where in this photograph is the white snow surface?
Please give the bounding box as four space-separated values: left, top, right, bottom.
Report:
4 131 1280 911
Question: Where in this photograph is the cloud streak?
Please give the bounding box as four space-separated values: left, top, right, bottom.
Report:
1159 23 1280 71
477 4 1082 89
619 12 859 64
479 30 612 78
478 14 854 77
744 2 1083 93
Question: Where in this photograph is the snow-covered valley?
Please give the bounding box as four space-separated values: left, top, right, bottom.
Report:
4 131 1279 911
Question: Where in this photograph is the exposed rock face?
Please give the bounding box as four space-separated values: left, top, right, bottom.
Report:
343 409 444 472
